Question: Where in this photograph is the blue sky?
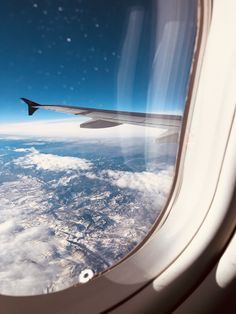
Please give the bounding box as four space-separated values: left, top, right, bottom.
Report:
0 0 197 124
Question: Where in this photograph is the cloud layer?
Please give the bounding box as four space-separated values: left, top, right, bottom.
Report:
13 148 92 171
104 168 173 194
0 176 69 295
0 141 175 296
0 119 165 140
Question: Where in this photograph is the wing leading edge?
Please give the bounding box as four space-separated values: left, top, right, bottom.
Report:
21 98 182 131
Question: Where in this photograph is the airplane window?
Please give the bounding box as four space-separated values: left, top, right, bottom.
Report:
0 0 197 295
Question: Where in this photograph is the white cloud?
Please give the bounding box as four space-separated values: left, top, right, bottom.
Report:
102 167 174 207
0 175 84 295
23 142 46 146
0 119 165 140
104 167 173 192
13 148 92 172
13 148 32 153
85 172 99 180
0 223 67 296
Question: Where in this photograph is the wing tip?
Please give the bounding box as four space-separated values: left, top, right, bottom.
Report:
21 98 40 116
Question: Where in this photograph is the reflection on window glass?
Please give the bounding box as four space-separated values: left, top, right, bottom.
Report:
0 0 197 295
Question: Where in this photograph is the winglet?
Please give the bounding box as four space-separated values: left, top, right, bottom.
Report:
21 98 41 116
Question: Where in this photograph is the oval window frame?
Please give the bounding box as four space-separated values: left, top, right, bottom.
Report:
0 1 222 313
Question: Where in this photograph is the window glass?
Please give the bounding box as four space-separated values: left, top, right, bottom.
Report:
0 0 197 295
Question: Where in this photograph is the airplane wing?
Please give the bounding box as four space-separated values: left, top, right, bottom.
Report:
21 98 182 131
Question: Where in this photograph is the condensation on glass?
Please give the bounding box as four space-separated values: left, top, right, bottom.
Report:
0 0 197 295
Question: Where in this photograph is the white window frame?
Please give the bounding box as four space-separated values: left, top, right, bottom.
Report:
2 0 236 313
